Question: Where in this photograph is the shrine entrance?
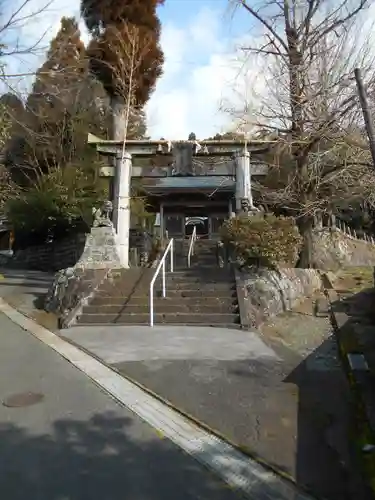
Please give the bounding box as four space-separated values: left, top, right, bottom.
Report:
88 134 270 266
164 211 228 239
157 196 232 240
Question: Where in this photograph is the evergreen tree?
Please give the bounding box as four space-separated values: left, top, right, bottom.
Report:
5 17 112 178
24 17 109 170
4 18 111 245
81 0 164 140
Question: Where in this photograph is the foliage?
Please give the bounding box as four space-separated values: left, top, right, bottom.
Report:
0 103 11 151
130 180 156 230
220 214 302 267
4 17 112 179
130 195 155 230
205 132 246 141
82 0 164 141
0 103 17 211
231 0 371 267
87 20 163 105
82 0 164 101
6 162 106 248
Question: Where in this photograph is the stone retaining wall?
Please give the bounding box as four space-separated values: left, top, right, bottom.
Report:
313 229 375 270
12 233 86 271
236 266 322 329
45 226 122 327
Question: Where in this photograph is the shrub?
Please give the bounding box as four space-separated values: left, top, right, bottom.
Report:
220 213 302 267
7 163 106 249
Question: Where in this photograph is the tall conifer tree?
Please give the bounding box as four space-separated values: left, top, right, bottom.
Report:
4 17 112 178
81 0 164 140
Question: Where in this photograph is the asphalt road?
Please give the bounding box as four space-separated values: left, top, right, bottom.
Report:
0 312 243 500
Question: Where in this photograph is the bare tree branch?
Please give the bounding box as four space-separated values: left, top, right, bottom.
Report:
228 0 373 266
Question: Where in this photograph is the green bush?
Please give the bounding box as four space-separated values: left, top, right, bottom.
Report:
220 213 302 267
7 163 106 248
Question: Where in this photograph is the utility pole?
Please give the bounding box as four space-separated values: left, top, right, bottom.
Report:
354 67 375 169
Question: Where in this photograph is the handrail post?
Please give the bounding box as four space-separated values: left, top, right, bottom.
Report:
162 260 166 297
149 238 174 327
150 283 154 327
187 226 197 268
171 239 174 272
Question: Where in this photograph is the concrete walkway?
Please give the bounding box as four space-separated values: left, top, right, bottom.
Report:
61 318 367 500
62 324 280 363
0 311 246 500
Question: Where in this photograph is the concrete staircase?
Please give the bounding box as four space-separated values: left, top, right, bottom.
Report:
75 239 240 327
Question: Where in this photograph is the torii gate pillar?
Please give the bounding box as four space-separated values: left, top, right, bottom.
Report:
113 152 132 268
235 150 255 212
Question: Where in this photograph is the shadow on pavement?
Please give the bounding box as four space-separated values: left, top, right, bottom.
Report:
115 337 372 500
284 338 371 500
328 285 375 499
231 334 372 499
0 411 251 500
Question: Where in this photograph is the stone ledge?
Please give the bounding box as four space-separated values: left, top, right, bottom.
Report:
235 266 322 329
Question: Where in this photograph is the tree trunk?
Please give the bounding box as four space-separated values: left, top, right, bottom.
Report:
110 95 126 141
296 215 314 268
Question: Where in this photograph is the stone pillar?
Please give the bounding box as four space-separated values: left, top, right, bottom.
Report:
160 202 165 239
330 213 336 230
235 150 253 212
113 152 132 268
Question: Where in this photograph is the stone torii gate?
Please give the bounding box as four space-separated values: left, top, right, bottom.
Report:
88 134 270 267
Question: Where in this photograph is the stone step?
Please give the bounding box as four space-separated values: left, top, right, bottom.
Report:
163 283 235 291
77 312 240 325
191 255 217 260
182 264 223 271
94 289 237 299
166 277 234 284
76 321 243 329
90 296 238 307
98 281 235 294
167 269 233 277
100 268 231 290
176 254 216 258
83 303 239 314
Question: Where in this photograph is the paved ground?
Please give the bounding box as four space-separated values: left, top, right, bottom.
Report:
63 297 370 500
1 268 368 499
0 312 245 500
0 268 57 330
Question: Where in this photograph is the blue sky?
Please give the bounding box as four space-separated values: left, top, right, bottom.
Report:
2 0 258 139
2 0 375 140
145 0 256 138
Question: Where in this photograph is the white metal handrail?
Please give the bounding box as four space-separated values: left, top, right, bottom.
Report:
149 238 174 327
187 226 197 268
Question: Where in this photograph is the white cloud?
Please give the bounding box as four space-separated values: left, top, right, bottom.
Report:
4 1 374 141
146 8 238 139
1 1 243 138
1 0 89 95
147 1 375 140
146 7 266 140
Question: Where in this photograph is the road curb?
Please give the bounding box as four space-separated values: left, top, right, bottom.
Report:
0 297 315 500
